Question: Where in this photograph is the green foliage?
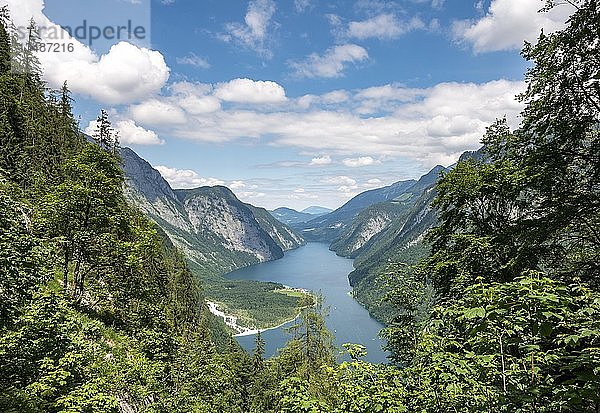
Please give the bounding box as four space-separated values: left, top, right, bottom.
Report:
427 149 531 294
402 274 600 412
205 278 303 329
380 2 600 411
0 182 44 327
275 348 408 413
514 0 600 283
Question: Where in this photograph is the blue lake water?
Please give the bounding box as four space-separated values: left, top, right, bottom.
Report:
226 242 389 364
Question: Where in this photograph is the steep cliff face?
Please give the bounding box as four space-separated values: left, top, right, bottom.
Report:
329 165 446 261
298 179 417 242
249 205 305 251
121 148 304 277
121 147 191 231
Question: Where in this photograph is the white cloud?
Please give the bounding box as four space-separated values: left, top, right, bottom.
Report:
155 166 225 189
309 155 332 166
347 14 425 40
364 178 383 187
179 95 222 114
221 0 276 57
321 90 350 104
214 78 287 103
2 0 169 105
239 191 266 199
121 79 525 168
342 156 380 167
289 44 369 78
130 99 187 126
42 41 169 105
452 0 573 53
176 53 211 69
84 118 164 146
322 176 357 187
115 119 164 146
230 180 247 189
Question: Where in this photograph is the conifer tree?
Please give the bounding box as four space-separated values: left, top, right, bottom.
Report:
252 331 265 374
0 6 11 74
93 110 114 151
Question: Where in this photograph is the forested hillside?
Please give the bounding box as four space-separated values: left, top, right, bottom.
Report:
1 1 599 412
122 146 307 331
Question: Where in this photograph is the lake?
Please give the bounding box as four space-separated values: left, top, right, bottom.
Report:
226 242 389 364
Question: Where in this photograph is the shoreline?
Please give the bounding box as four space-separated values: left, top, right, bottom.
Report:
206 300 301 337
233 313 300 337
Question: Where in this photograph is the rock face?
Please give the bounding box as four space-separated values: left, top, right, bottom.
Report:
329 164 447 261
297 179 418 241
121 148 304 276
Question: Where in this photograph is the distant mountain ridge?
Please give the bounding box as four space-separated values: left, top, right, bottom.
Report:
121 147 305 277
269 206 333 226
270 207 316 226
302 206 333 215
297 179 418 241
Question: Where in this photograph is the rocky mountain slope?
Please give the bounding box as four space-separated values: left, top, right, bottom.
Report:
297 179 417 241
121 148 304 277
329 165 445 259
327 154 482 323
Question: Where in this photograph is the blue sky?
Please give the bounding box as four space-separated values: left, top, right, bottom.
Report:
3 0 573 209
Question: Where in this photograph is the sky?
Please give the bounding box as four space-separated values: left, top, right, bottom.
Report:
2 0 574 210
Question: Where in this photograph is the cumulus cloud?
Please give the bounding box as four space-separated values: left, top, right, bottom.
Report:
289 44 369 78
347 14 425 40
342 156 380 167
52 42 169 104
121 78 524 168
1 0 169 104
230 181 246 189
214 78 287 104
321 90 350 104
84 117 163 146
155 166 225 189
452 0 573 53
309 155 332 166
365 178 383 187
114 120 164 145
130 99 187 126
220 0 276 58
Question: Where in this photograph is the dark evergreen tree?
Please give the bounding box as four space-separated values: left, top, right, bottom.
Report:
252 331 265 374
93 109 114 151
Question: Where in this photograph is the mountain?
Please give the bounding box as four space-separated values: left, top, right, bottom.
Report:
270 206 333 226
298 179 417 241
302 206 333 216
329 168 444 323
329 159 482 323
121 147 304 277
248 205 305 251
330 165 446 259
270 207 316 225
